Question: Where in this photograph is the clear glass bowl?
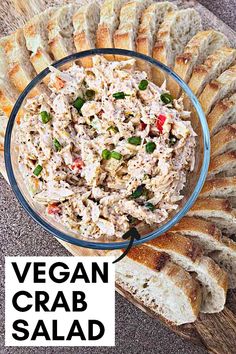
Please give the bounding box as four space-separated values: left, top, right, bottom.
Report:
4 48 210 250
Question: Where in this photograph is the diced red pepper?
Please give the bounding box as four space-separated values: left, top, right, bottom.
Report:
156 114 166 133
53 77 65 90
47 203 61 215
139 121 147 131
71 158 84 171
97 109 104 118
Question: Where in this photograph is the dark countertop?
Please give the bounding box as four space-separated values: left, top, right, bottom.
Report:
0 1 235 353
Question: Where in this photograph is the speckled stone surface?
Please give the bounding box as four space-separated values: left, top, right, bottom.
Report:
0 1 235 353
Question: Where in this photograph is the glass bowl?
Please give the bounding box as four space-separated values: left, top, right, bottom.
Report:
4 48 210 250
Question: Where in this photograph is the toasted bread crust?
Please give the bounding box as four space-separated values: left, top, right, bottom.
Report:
96 25 113 49
147 233 203 262
0 89 15 117
8 63 39 97
199 64 236 115
190 197 232 213
171 216 222 242
188 47 236 97
30 48 52 74
127 245 170 271
200 177 236 198
136 2 177 57
74 32 93 68
126 244 202 317
211 125 236 157
208 151 236 177
207 93 236 135
170 30 228 97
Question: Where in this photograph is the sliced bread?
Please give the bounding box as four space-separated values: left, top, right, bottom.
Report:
1 29 40 97
199 64 236 115
113 0 153 60
96 0 127 58
171 216 236 288
187 47 236 98
73 2 101 68
113 245 202 324
48 4 79 61
23 7 55 74
136 2 177 58
152 8 202 86
146 233 228 313
170 30 228 98
207 92 236 136
211 125 236 158
200 177 236 202
171 217 222 252
209 237 236 288
208 151 236 178
188 198 236 236
0 45 19 117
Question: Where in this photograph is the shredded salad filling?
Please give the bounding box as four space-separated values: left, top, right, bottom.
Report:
17 56 196 239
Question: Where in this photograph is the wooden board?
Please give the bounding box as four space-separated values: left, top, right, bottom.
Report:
1 1 236 353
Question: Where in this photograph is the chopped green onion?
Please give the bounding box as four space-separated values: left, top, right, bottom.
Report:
145 202 155 211
128 136 142 146
160 93 173 105
169 134 178 146
145 141 156 154
73 97 85 111
111 151 122 160
112 92 130 100
40 111 52 124
131 185 145 199
107 126 119 133
33 165 43 176
53 138 62 152
102 149 111 160
86 89 95 99
138 79 149 91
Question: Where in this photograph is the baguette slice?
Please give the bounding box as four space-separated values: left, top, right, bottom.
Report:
1 29 40 97
113 245 202 324
188 198 236 236
0 46 19 117
200 177 236 202
211 125 236 158
171 216 236 288
199 64 236 115
48 4 79 61
171 217 222 251
209 237 236 288
152 9 202 85
96 0 127 59
170 30 228 98
207 92 236 136
136 2 177 58
146 233 227 313
73 2 100 68
113 0 153 60
208 151 236 178
23 8 55 74
187 47 236 98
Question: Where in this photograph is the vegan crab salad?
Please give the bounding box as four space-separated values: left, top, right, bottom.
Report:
17 56 196 239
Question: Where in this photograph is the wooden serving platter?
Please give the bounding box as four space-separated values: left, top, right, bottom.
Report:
1 1 236 353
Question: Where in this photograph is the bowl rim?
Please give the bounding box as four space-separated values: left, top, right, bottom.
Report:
4 48 210 250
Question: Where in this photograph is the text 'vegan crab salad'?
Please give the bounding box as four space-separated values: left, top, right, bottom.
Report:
17 56 196 239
